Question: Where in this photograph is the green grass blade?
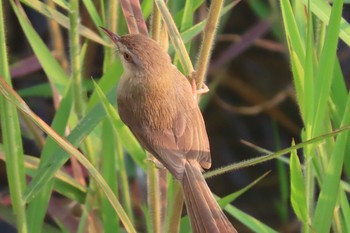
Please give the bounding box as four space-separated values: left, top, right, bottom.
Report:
292 0 307 45
173 0 203 26
311 0 343 137
290 145 308 225
312 93 350 232
217 171 270 208
18 83 53 97
101 119 120 233
115 134 134 222
279 0 305 64
303 3 315 131
141 0 153 19
224 205 278 233
0 1 27 232
180 1 193 31
329 61 347 128
82 0 103 27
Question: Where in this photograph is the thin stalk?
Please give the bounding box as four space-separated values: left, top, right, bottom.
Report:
101 119 120 233
304 159 314 233
47 0 67 109
203 125 350 178
195 0 225 88
0 1 27 232
166 180 183 233
69 0 85 118
47 0 69 73
116 134 134 223
155 0 194 75
151 0 161 42
147 7 166 232
103 0 118 70
69 4 92 190
147 159 161 233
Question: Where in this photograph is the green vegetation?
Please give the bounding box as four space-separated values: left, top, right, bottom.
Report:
0 0 349 232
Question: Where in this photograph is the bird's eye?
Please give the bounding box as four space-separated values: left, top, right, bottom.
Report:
123 52 132 62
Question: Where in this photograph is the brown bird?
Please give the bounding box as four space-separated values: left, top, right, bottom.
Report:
101 27 237 233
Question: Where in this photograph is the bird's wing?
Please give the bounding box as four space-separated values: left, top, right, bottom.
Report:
130 106 211 180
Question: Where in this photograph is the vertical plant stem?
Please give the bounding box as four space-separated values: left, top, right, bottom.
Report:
47 0 68 109
148 6 164 232
103 0 118 70
69 0 92 180
47 0 69 73
0 2 27 233
195 0 224 88
116 134 134 223
147 159 161 233
151 0 161 42
155 0 194 75
101 118 120 233
166 180 184 233
69 0 85 118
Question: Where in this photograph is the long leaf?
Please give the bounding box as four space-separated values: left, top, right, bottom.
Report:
225 205 278 233
0 1 27 232
311 0 343 137
313 65 349 233
290 145 308 225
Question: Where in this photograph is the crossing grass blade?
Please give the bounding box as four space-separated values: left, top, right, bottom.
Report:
290 145 308 225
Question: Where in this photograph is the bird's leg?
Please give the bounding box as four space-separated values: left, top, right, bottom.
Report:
188 71 209 101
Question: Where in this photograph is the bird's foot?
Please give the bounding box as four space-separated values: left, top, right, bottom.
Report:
189 71 209 101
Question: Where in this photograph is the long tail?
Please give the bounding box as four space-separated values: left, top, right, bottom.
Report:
182 162 237 233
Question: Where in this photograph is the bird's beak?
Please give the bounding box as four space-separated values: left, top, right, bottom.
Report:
100 27 121 44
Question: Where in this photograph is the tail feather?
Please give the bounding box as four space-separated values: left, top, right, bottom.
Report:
182 162 237 233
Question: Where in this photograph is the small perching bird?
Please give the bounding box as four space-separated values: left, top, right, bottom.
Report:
101 27 237 233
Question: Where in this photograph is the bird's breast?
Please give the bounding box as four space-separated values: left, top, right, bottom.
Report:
117 74 177 130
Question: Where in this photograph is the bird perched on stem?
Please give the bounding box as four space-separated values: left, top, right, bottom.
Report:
101 27 237 233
